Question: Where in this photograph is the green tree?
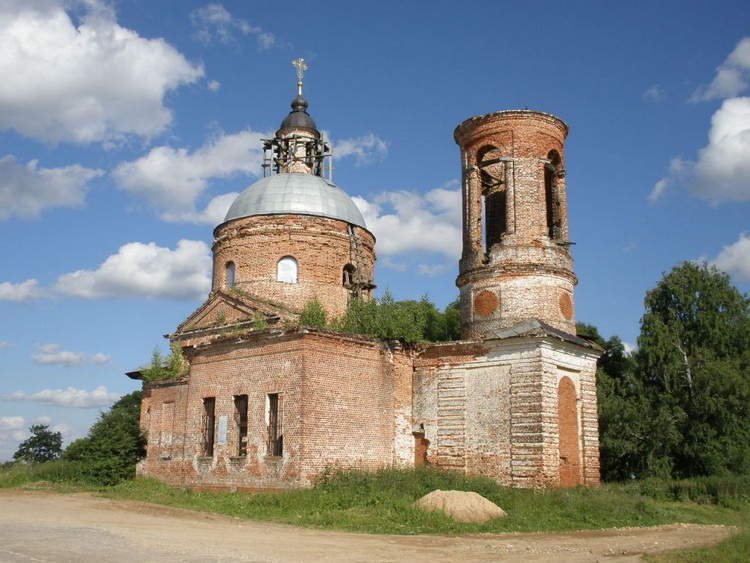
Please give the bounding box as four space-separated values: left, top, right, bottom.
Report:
13 424 62 464
340 291 461 344
578 323 645 481
141 343 188 383
299 298 328 328
63 391 146 485
634 262 750 478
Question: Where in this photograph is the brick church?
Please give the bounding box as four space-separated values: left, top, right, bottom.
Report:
131 62 601 490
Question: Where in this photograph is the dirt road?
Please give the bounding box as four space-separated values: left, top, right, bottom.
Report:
0 489 735 562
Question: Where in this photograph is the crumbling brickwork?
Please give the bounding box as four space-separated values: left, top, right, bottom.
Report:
454 110 577 338
134 104 601 492
138 330 413 489
212 214 375 319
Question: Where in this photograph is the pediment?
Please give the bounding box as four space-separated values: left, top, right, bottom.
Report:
173 289 285 336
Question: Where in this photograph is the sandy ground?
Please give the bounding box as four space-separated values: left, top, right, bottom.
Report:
0 489 736 562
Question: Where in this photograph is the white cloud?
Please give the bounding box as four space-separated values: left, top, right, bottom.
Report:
208 80 221 92
32 344 86 367
692 37 750 101
0 341 12 350
35 416 52 425
190 3 279 50
53 239 211 300
89 353 111 365
112 130 264 222
333 134 389 166
710 232 750 282
0 155 103 219
655 39 750 203
689 97 750 201
643 85 666 102
2 386 120 408
30 344 110 367
353 183 461 259
0 416 25 431
0 0 204 144
0 279 42 302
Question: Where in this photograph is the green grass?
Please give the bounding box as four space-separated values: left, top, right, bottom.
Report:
100 467 750 536
2 462 749 544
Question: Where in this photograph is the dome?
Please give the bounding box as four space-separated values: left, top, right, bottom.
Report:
278 94 318 134
222 173 368 229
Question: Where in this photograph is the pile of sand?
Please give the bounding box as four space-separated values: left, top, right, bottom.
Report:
413 489 506 523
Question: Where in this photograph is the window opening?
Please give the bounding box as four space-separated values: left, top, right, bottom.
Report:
225 261 235 288
234 395 248 456
277 256 298 283
477 146 507 251
342 264 356 287
267 393 283 456
544 150 562 239
202 397 216 457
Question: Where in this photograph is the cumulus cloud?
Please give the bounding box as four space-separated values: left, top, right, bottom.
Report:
653 38 750 203
53 239 211 300
353 183 461 259
710 232 750 282
190 3 279 50
689 97 750 201
333 134 389 166
0 416 26 459
0 155 103 219
31 344 110 367
2 386 120 408
0 416 24 431
0 0 204 144
692 37 750 101
0 279 42 302
32 344 85 367
112 130 264 223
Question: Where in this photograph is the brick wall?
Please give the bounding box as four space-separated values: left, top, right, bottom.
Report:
212 214 376 319
138 329 413 489
454 110 578 337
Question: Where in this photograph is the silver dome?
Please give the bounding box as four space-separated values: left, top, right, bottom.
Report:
222 173 367 229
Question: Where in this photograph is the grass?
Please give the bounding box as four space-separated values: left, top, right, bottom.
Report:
2 462 749 543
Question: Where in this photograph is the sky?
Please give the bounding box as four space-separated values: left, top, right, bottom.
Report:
1 0 749 461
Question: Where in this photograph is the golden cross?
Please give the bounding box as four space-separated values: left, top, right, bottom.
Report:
292 58 308 82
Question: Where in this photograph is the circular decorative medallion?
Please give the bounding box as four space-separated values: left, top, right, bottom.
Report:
474 290 499 317
559 292 574 320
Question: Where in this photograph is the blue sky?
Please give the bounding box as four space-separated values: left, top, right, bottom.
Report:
1 0 749 460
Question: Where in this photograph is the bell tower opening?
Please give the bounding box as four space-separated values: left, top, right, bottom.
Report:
544 150 563 241
477 145 508 252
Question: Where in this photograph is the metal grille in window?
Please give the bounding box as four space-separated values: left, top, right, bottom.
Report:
267 393 283 456
234 395 248 456
202 397 215 457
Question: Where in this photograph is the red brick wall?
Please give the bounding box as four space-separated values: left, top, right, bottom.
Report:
138 330 413 489
212 214 376 319
454 111 577 337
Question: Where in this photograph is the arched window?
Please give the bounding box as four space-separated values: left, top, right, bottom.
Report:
277 256 298 283
225 261 235 288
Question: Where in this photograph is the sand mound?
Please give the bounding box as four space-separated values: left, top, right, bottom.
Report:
413 489 506 523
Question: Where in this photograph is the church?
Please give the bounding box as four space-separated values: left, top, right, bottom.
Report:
131 61 601 490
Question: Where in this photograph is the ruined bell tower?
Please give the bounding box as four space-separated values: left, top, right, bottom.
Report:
454 110 577 339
